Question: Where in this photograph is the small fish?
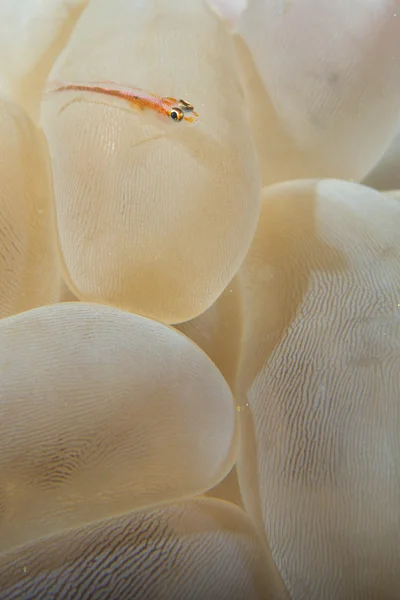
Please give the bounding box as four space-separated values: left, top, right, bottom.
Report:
46 81 199 123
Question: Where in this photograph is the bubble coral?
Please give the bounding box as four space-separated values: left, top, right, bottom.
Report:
0 0 399 599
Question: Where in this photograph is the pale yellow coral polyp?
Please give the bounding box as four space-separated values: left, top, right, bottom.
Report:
41 0 260 324
236 180 400 599
0 499 288 600
0 98 60 318
0 303 237 553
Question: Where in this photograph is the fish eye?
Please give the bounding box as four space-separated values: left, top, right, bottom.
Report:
170 107 184 121
178 99 194 111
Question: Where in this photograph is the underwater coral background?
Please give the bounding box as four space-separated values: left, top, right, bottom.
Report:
0 0 399 598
